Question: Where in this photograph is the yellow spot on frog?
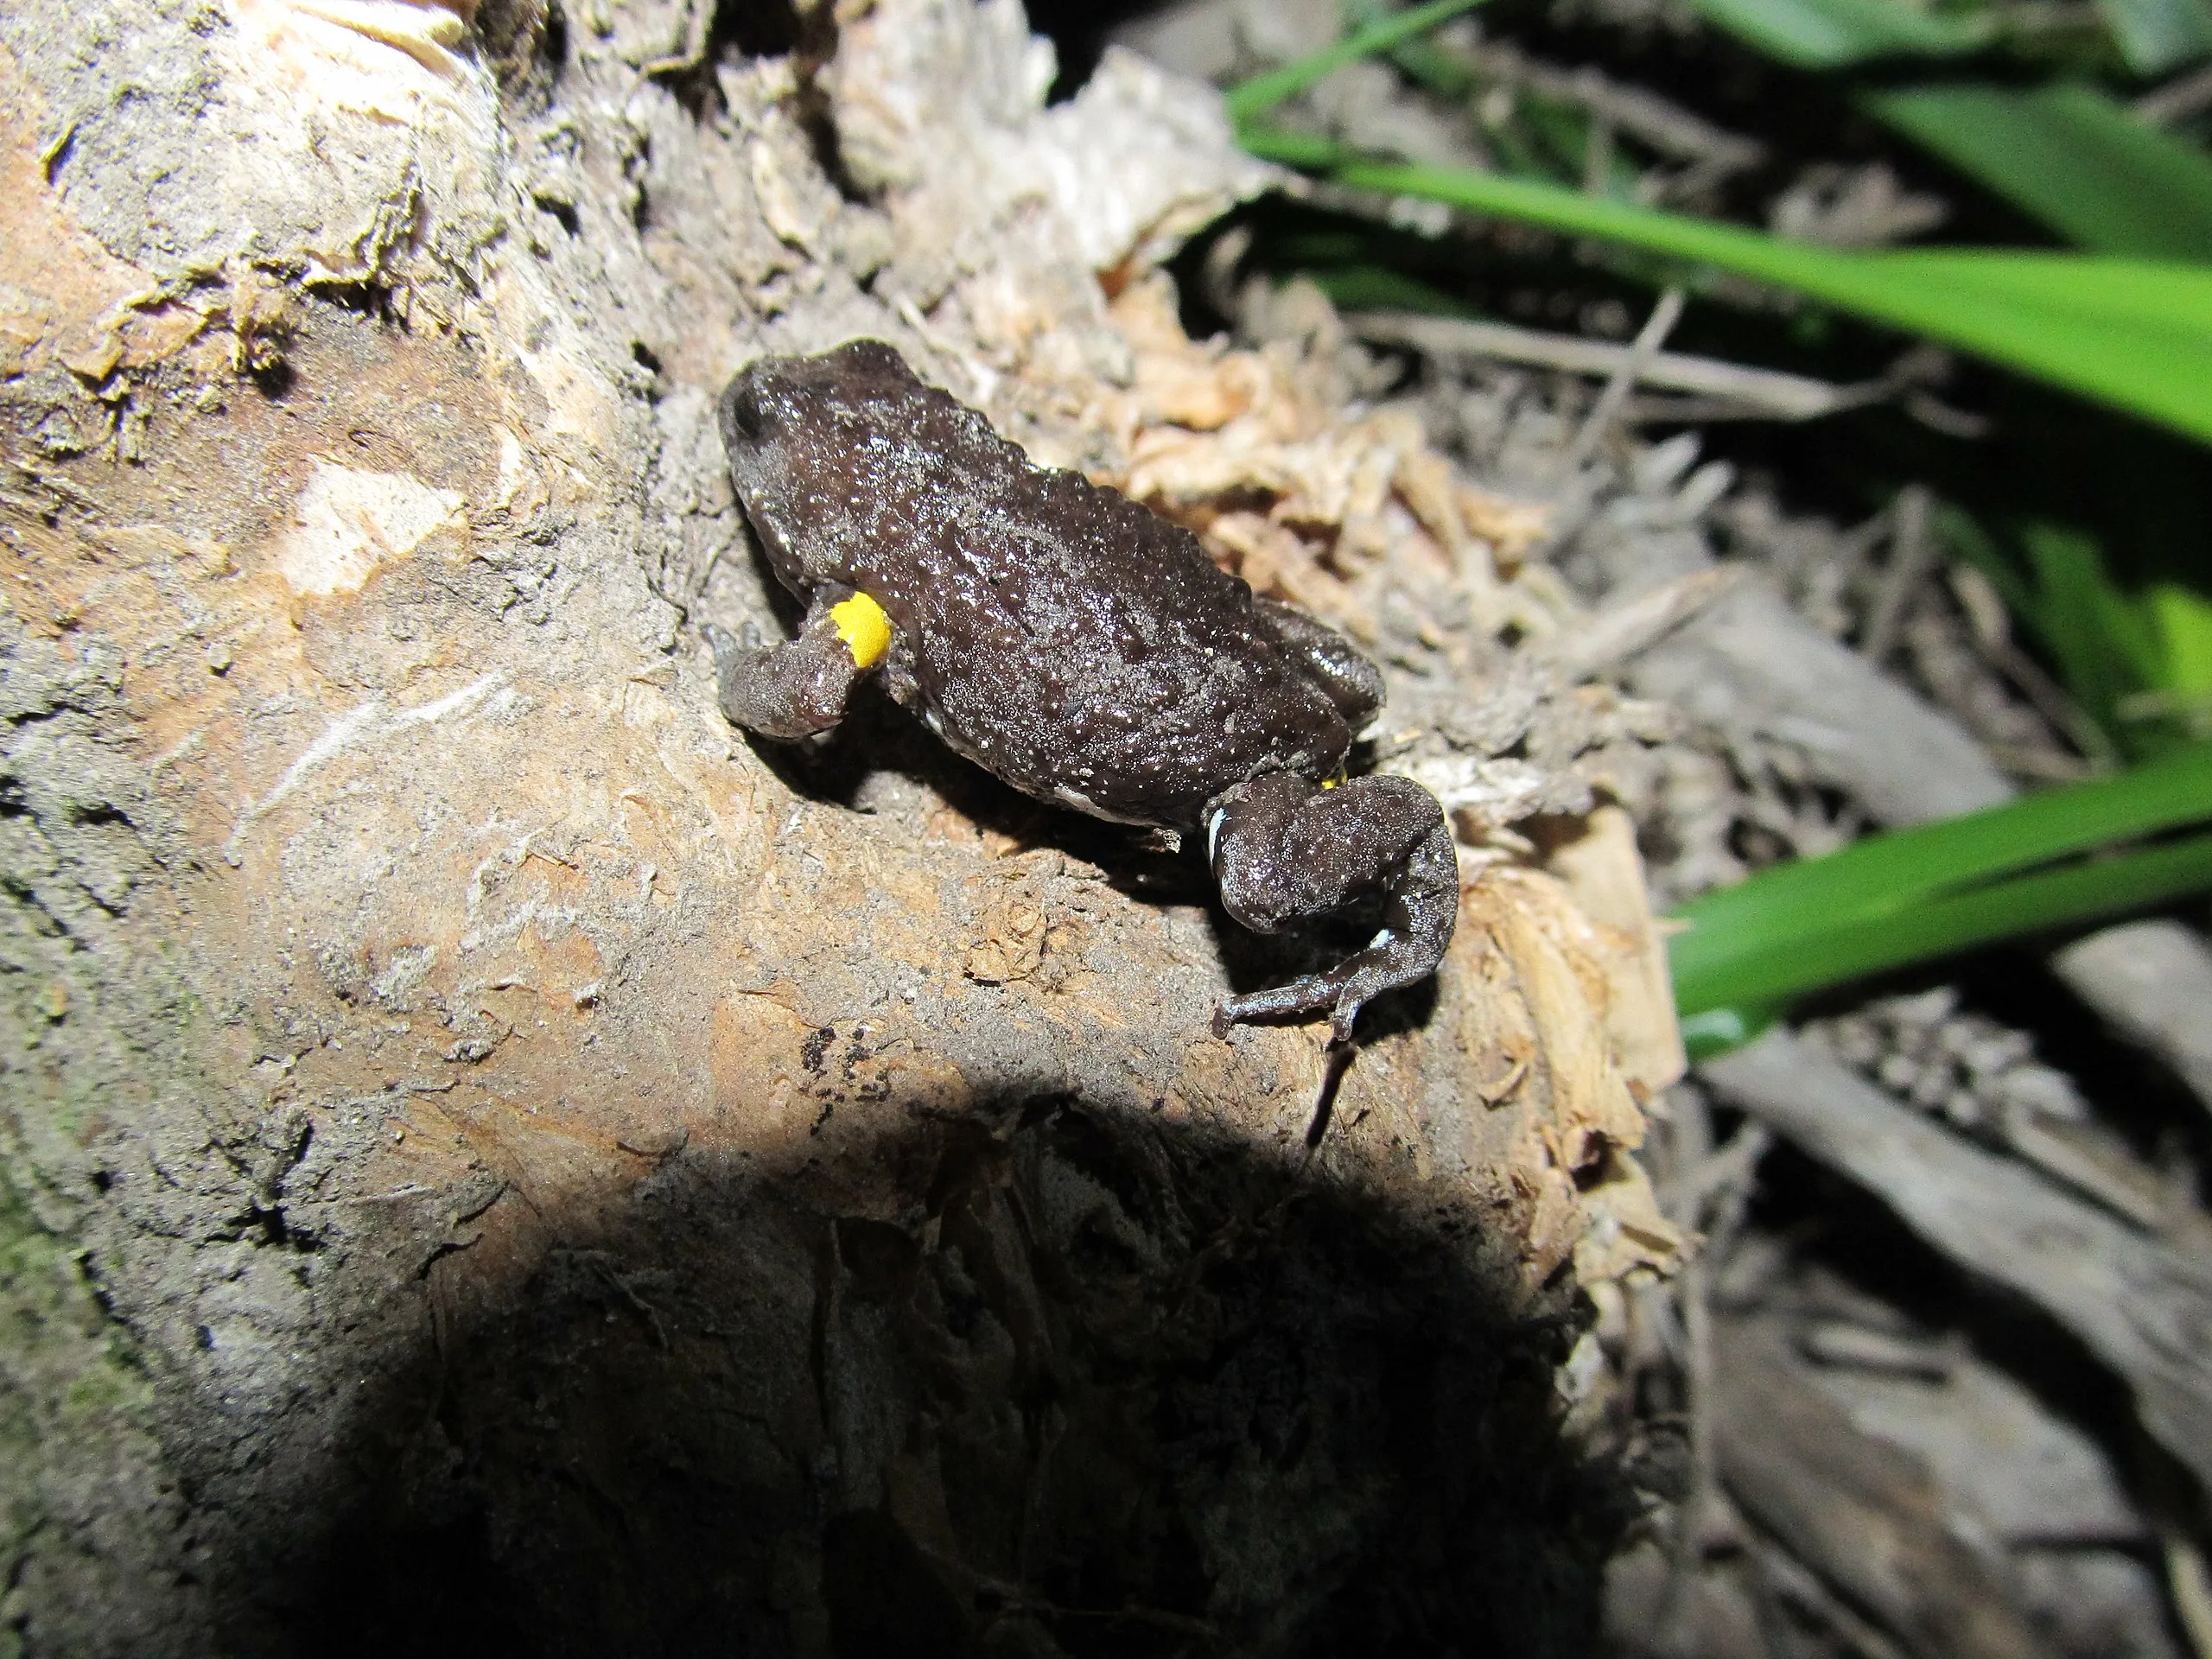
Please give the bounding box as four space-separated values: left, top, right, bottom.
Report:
1321 775 1339 790
830 592 891 668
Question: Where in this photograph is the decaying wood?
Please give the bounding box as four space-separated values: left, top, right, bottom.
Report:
1702 1030 2212 1495
2051 919 2212 1125
1712 1318 2054 1659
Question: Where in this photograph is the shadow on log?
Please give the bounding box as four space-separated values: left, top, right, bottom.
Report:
251 1096 1618 1657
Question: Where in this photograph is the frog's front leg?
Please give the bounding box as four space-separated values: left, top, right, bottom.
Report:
1255 595 1383 726
705 588 893 740
1207 771 1459 1044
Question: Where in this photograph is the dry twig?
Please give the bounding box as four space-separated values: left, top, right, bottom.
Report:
1567 287 1686 470
1354 310 1870 422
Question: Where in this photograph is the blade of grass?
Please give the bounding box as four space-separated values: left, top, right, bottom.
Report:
2151 582 2212 693
2022 522 2167 737
1673 830 2212 1014
1679 1006 1780 1063
2098 0 2212 74
1667 741 2212 969
1340 0 1483 95
1686 0 1991 67
1236 129 2212 445
1223 0 1491 125
1865 83 2212 259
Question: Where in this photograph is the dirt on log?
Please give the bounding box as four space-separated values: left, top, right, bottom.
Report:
0 1 1682 1652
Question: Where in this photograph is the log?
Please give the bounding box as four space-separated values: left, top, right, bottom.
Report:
0 1 1677 1649
2050 919 2212 1125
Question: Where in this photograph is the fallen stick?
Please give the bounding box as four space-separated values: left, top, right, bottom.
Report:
1632 581 2014 823
1702 1029 2212 1495
2050 920 2212 1128
1352 310 1878 422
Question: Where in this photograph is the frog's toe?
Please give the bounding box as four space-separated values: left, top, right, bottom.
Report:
703 618 768 658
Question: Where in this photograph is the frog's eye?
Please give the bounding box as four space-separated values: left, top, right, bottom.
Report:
724 383 767 444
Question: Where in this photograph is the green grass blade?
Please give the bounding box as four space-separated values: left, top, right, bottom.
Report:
1223 0 1490 124
2099 0 2212 73
1866 83 2212 259
1679 1006 1781 1062
2150 583 2212 695
1340 0 1484 94
2022 523 2167 734
1937 508 2209 758
1673 830 2212 1014
1236 129 2212 444
1687 0 1990 67
1667 742 2212 974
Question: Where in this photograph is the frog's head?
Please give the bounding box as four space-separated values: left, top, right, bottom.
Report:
720 340 909 465
720 340 913 582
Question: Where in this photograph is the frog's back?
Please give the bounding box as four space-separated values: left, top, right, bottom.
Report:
723 342 1354 827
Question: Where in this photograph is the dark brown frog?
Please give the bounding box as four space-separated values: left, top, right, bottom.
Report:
709 340 1456 1043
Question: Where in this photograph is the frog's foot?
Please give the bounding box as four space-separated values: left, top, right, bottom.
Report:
1206 771 1459 1045
706 589 892 740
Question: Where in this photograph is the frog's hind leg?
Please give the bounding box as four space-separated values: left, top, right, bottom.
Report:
705 588 891 740
1206 771 1459 1045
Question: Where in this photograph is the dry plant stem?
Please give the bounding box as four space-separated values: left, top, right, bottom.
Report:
2000 1110 2173 1228
1460 39 1766 176
1701 1029 2212 1495
2165 1529 2212 1659
1859 485 1934 666
1945 565 2120 766
1658 1095 1767 1649
1745 1529 1915 1659
1583 111 1615 194
1656 1085 1717 1647
1541 566 1740 683
1661 1249 1719 1648
1656 1119 1772 1226
1567 286 1684 471
1353 310 1864 420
